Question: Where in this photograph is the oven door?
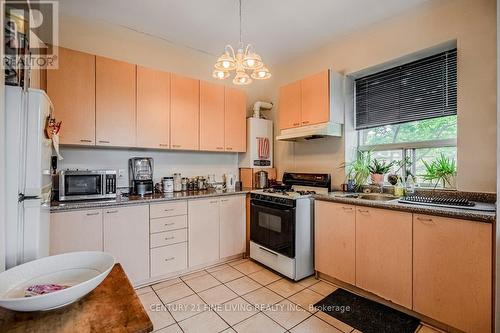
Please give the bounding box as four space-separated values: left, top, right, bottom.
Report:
250 199 296 258
60 174 104 201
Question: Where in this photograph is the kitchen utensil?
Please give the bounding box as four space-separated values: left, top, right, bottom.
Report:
254 170 269 189
0 251 114 312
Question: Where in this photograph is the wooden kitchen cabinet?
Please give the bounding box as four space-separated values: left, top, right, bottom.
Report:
188 198 220 267
413 214 492 333
50 209 103 255
301 70 330 126
200 81 225 151
170 74 199 150
95 56 136 147
224 87 247 152
219 195 246 258
136 65 170 149
355 207 412 308
47 47 96 145
103 205 149 284
314 201 355 285
279 81 301 130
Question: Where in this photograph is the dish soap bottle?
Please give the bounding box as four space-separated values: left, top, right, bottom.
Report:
394 177 406 197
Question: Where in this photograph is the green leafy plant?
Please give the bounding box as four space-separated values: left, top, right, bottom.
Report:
368 159 394 175
421 153 457 189
341 151 372 191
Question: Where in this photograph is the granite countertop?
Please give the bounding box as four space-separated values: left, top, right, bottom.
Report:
51 188 251 212
314 192 496 223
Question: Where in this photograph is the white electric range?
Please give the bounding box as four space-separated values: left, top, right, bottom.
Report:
249 172 331 281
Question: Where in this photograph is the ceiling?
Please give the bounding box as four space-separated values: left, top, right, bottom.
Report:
58 0 431 65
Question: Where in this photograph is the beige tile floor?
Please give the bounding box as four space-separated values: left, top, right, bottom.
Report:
137 258 446 333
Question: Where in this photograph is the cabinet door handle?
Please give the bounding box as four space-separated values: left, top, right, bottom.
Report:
417 217 434 224
159 143 169 147
357 209 369 213
172 144 181 148
293 122 300 126
164 222 175 226
342 206 353 210
302 121 310 124
99 140 110 144
164 236 175 240
216 147 223 150
106 210 118 214
226 147 233 151
210 200 218 204
221 199 229 202
86 212 100 216
80 139 92 143
164 257 175 262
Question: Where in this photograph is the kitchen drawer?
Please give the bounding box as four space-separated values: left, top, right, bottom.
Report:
150 200 187 219
151 242 187 277
150 229 187 248
150 215 188 233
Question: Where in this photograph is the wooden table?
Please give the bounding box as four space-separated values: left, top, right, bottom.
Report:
0 264 153 333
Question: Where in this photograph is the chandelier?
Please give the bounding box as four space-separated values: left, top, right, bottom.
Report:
212 0 271 85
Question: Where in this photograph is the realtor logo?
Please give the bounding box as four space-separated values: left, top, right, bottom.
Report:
2 0 58 72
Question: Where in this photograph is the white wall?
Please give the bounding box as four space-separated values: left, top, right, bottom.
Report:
0 13 5 272
59 147 239 188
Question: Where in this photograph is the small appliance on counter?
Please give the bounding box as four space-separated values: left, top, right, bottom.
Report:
224 173 236 190
58 169 117 201
129 157 154 196
250 172 331 280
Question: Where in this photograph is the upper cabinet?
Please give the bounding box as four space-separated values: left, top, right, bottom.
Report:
95 56 136 147
200 81 225 151
136 66 170 149
279 81 301 130
224 87 247 152
278 70 344 131
47 47 96 145
170 74 200 150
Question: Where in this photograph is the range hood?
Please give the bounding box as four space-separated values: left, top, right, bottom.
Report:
276 122 342 142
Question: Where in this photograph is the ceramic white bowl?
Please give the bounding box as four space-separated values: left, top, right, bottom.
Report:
0 251 115 312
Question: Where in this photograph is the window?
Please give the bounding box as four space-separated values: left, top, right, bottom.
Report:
355 49 457 187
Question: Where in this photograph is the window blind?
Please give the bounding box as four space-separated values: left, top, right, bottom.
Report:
355 49 457 130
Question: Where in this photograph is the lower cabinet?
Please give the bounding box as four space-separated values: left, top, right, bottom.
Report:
50 209 103 255
355 207 412 308
314 201 355 285
151 242 187 278
188 198 220 267
103 205 150 284
413 214 492 333
220 195 246 258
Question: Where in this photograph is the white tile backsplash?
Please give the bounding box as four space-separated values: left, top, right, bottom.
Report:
58 147 239 188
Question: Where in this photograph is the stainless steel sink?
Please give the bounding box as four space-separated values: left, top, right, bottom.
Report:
356 194 397 201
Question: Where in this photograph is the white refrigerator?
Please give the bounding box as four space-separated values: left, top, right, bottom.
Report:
5 86 53 269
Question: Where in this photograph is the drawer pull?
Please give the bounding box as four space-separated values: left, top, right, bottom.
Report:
164 222 175 226
80 139 92 143
357 209 369 213
164 208 174 212
210 200 218 204
98 140 110 144
165 236 175 240
342 207 353 210
221 199 229 202
159 143 169 147
164 257 175 262
106 210 118 214
86 212 100 216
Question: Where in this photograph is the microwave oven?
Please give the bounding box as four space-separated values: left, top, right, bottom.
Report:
58 169 117 201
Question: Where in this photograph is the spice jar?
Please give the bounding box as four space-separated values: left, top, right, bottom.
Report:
162 177 174 194
173 173 182 192
181 177 188 191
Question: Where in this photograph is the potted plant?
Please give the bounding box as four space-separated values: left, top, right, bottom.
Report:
341 151 371 192
421 153 457 189
387 157 412 185
368 159 394 185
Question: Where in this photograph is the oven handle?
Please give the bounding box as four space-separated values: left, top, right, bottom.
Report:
250 199 295 211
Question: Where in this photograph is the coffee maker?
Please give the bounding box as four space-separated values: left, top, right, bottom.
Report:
129 157 154 196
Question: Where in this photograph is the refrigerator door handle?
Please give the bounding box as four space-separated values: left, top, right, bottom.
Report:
18 193 40 202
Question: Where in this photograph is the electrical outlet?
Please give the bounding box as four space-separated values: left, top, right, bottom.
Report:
118 169 125 178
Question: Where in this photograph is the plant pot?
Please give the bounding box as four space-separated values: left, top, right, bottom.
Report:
387 174 399 186
371 173 384 185
443 175 457 189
